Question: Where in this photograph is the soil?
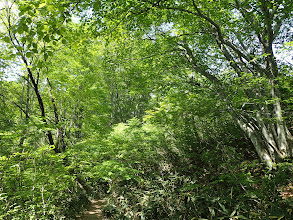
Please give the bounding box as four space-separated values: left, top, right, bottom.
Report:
77 199 107 220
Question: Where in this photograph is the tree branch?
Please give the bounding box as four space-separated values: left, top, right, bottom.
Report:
0 93 30 118
181 40 221 85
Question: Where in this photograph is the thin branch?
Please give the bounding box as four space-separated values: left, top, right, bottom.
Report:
159 5 199 16
131 0 165 15
181 39 222 85
0 93 30 118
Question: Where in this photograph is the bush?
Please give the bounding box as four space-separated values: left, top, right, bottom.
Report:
92 118 293 219
0 145 87 219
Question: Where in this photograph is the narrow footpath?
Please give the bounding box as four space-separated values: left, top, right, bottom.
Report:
77 199 107 220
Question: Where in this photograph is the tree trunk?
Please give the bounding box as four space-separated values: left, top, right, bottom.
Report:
237 118 274 168
47 78 66 152
19 77 30 147
237 97 293 168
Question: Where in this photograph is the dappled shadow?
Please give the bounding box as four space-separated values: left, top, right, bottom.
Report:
77 199 107 220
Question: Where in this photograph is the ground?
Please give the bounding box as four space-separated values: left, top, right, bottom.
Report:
77 199 107 220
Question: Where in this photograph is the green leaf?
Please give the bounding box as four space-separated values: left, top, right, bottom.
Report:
23 24 29 32
208 207 215 217
44 35 50 42
26 52 32 58
37 61 43 68
38 31 45 40
17 27 24 34
48 51 53 56
2 36 10 43
236 215 248 219
218 202 227 213
9 54 16 59
39 3 46 8
16 46 23 51
20 37 27 43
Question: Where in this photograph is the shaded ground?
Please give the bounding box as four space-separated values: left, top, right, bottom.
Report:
77 199 107 220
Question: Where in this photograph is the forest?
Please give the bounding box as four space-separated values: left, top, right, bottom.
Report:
0 0 293 219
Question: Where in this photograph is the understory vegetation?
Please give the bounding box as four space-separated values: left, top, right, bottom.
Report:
1 0 293 219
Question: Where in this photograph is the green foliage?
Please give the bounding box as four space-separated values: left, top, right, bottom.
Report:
67 118 165 183
0 145 87 219
99 123 293 219
1 0 293 219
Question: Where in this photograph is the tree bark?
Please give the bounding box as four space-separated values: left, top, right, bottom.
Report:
167 1 293 167
237 118 274 168
47 78 66 152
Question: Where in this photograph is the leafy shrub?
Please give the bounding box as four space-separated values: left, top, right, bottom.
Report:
0 145 87 219
91 118 293 219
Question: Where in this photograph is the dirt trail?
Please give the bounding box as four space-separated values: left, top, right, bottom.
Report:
77 199 107 220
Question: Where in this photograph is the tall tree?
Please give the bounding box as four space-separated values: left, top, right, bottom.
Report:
84 0 293 167
0 0 80 152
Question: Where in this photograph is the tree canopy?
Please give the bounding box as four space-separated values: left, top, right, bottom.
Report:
0 0 293 219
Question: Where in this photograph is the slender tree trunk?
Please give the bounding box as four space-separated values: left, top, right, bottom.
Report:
110 92 115 125
25 66 58 152
73 104 83 139
19 77 30 147
47 78 66 152
237 93 293 168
